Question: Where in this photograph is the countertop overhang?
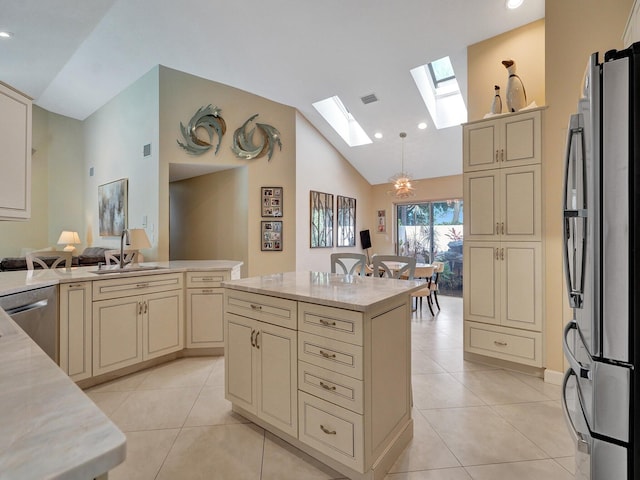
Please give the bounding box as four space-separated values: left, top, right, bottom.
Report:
222 271 425 312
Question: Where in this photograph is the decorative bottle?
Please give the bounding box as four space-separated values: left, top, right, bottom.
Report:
502 59 527 112
491 85 502 114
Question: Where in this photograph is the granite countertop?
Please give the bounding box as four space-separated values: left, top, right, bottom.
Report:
222 271 424 312
0 260 244 297
0 259 242 479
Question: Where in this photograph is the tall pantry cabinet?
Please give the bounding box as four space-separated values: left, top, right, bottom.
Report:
462 107 545 369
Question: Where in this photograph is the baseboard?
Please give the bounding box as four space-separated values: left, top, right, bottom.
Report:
543 368 564 386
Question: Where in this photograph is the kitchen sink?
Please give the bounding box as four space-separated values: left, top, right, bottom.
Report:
91 265 166 274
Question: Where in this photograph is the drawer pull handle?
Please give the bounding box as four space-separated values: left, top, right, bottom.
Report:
69 283 84 288
250 304 262 311
319 350 336 359
136 283 149 289
319 381 336 391
319 319 336 327
320 425 336 435
494 340 508 347
202 277 214 281
202 289 213 293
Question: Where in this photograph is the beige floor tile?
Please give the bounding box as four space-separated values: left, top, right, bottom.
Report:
109 428 180 480
423 406 547 466
412 373 484 409
85 390 131 416
388 410 460 473
85 368 151 393
156 423 265 480
205 356 226 386
492 401 575 458
451 370 550 405
464 459 574 480
412 350 446 374
385 468 472 480
109 386 200 431
184 385 249 427
137 357 214 390
553 456 576 475
508 370 562 400
261 431 344 480
425 349 498 374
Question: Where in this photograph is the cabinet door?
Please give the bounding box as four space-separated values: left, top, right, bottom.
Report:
225 313 257 414
464 171 499 241
60 282 92 381
256 321 298 437
93 296 142 376
463 119 499 172
143 289 184 360
0 82 31 220
500 164 541 241
500 242 543 332
186 288 224 348
501 110 541 168
463 242 500 325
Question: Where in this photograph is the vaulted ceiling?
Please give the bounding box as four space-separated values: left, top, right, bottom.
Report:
0 0 544 184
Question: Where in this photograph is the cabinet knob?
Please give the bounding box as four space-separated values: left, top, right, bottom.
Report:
320 425 337 435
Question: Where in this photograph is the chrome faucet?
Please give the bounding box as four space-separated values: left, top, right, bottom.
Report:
120 229 130 269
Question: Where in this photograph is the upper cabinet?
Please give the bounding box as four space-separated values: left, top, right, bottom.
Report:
463 109 541 172
0 81 32 220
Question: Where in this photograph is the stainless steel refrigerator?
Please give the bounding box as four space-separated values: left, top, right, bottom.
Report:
562 42 640 479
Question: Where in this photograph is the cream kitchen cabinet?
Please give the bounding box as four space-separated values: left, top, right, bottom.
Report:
464 163 541 242
59 282 92 381
225 291 298 437
186 269 240 349
462 108 541 172
0 81 32 220
92 273 184 376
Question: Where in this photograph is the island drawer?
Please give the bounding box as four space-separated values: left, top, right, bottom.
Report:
225 290 297 330
298 331 363 380
92 273 183 301
298 391 364 473
186 271 228 288
298 302 363 346
465 321 542 367
298 360 363 414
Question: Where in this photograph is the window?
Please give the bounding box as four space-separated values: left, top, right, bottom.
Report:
427 56 456 88
396 199 463 296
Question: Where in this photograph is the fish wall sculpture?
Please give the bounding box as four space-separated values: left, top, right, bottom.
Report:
177 105 227 155
231 114 282 161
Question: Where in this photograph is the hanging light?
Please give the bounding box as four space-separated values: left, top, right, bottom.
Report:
388 132 415 199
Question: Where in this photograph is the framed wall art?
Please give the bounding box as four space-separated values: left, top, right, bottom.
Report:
310 190 333 248
261 221 283 251
261 186 283 217
99 178 128 236
337 195 356 247
377 209 386 233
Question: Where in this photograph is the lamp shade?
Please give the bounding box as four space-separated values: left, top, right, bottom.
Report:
57 231 81 251
128 228 152 249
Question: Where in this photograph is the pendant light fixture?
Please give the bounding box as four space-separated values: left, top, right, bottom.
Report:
389 132 415 199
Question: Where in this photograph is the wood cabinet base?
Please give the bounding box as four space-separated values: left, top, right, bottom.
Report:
232 404 413 480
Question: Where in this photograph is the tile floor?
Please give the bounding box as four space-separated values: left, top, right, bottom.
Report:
85 295 575 480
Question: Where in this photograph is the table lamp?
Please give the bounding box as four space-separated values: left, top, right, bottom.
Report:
57 231 81 252
127 228 152 250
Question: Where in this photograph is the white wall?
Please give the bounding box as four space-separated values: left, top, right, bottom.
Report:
295 113 374 272
81 67 160 256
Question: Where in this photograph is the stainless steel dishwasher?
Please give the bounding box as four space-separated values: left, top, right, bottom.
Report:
0 286 58 362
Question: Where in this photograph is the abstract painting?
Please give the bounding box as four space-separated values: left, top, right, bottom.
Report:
99 178 128 236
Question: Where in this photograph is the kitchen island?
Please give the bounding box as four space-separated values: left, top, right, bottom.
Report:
0 259 242 479
223 271 423 480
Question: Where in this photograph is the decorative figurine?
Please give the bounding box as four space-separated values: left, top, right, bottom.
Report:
231 114 282 161
502 59 527 112
491 85 502 114
177 105 226 155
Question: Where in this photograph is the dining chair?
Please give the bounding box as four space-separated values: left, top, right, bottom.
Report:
330 252 366 276
410 264 435 314
429 261 445 311
104 249 142 266
371 255 416 280
25 250 73 270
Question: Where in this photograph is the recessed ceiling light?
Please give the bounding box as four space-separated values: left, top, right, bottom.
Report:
506 0 523 9
374 132 383 139
417 122 427 130
0 31 14 39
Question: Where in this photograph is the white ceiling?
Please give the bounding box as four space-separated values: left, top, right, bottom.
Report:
0 0 544 185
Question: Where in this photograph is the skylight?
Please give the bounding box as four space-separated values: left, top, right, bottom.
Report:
410 56 467 130
312 96 372 147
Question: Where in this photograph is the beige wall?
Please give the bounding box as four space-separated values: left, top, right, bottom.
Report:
467 19 545 122
370 175 463 255
169 167 249 277
295 113 375 272
544 0 632 372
